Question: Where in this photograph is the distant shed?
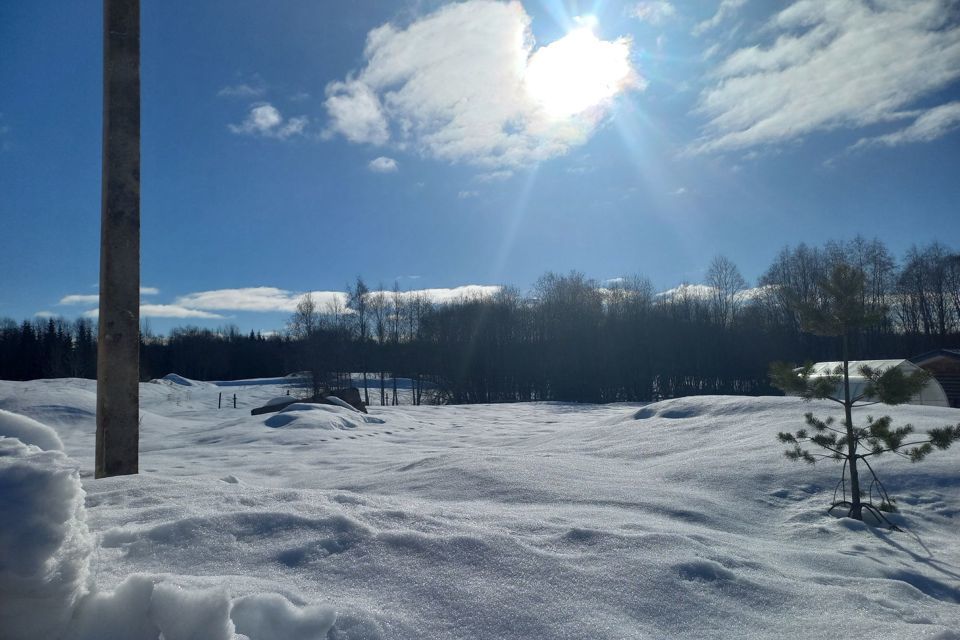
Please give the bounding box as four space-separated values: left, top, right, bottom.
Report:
910 349 960 408
798 359 950 408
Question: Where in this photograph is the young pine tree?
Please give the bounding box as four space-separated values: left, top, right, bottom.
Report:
770 264 960 524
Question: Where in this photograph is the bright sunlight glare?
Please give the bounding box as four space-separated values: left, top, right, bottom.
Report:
525 19 634 119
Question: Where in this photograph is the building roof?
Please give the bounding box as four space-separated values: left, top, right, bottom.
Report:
911 349 960 365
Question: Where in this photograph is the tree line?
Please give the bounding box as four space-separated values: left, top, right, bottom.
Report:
2 237 959 404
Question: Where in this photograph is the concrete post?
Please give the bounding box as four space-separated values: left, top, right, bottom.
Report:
96 0 140 478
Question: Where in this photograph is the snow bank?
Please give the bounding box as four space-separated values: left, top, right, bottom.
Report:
151 373 213 389
324 395 360 413
0 408 64 451
264 403 384 429
0 408 340 640
68 575 163 640
0 433 91 639
231 594 336 640
69 575 336 640
214 377 302 387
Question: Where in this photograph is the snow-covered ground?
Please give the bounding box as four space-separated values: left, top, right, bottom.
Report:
2 376 959 639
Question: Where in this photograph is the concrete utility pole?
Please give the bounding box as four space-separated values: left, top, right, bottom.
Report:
96 0 140 478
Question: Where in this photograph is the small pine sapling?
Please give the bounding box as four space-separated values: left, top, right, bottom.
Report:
769 264 960 526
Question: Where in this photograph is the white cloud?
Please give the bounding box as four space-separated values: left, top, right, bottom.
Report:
656 283 766 303
693 0 747 36
60 288 157 306
324 81 390 144
854 101 960 149
59 294 100 305
229 103 308 139
175 285 503 313
693 0 960 154
174 287 347 313
368 156 399 173
391 285 503 304
323 0 640 168
82 305 225 320
475 170 514 182
218 83 265 98
457 190 480 199
671 186 687 196
174 287 303 312
630 2 677 25
34 311 57 318
140 305 225 319
67 285 506 321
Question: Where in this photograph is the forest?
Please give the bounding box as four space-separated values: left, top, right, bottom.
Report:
3 238 959 405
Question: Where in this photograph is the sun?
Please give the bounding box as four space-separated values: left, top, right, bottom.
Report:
525 18 634 119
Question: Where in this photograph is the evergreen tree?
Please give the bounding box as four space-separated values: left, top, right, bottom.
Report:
771 264 960 525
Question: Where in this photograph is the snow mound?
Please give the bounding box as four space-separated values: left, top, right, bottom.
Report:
214 377 303 387
152 374 212 389
0 408 64 451
627 395 800 421
324 395 363 413
0 436 91 639
68 575 336 640
231 593 337 639
264 403 384 430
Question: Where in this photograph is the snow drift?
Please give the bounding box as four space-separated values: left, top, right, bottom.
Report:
263 402 384 429
0 413 90 640
1 378 958 638
0 407 337 640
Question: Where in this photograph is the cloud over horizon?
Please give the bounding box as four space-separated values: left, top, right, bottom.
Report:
174 288 347 314
323 0 639 168
175 285 503 313
82 305 225 320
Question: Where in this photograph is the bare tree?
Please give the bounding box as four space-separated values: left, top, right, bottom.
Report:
288 293 319 340
706 255 747 327
347 277 371 405
370 284 389 405
391 281 402 405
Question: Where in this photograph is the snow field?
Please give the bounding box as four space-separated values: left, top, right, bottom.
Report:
1 377 959 638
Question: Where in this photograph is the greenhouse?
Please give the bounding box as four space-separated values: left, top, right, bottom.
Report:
798 359 950 407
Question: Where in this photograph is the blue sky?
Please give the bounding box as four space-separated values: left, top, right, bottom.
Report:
2 0 959 333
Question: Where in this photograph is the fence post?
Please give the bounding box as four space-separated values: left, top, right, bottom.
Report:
218 392 222 409
233 394 236 409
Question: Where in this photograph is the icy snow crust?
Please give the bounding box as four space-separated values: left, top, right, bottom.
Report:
1 378 959 639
